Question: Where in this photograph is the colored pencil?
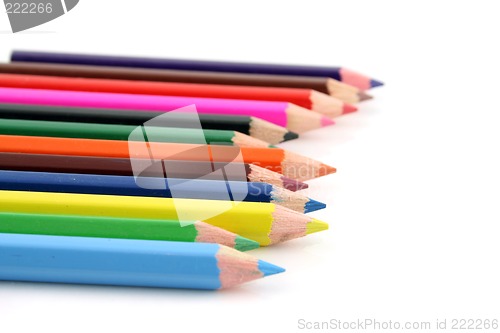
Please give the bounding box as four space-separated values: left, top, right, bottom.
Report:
0 170 325 213
0 135 336 181
0 233 284 289
0 88 334 133
0 103 298 145
10 50 384 90
0 118 273 148
0 212 260 251
0 190 329 246
0 62 370 104
0 73 356 118
0 153 308 191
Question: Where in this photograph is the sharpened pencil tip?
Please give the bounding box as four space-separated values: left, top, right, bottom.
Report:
235 236 261 251
304 198 327 213
258 260 286 277
370 79 384 88
318 164 337 177
306 218 329 235
342 103 358 115
281 177 309 192
296 180 309 190
358 91 373 102
283 131 299 142
321 116 335 127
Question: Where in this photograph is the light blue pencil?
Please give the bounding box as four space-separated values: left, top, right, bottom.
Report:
0 233 284 290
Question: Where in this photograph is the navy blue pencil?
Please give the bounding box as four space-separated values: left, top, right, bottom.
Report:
0 170 325 214
11 50 383 90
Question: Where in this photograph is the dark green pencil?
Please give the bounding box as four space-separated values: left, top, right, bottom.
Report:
0 103 298 144
0 118 273 148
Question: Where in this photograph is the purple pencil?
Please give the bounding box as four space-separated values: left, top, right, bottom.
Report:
11 50 383 90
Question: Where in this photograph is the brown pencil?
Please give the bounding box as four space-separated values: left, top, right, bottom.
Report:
0 153 309 191
0 135 337 181
0 62 371 104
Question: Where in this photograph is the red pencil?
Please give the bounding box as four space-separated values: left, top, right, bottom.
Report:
0 73 356 118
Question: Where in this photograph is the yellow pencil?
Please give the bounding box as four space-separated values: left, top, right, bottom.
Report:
0 190 328 246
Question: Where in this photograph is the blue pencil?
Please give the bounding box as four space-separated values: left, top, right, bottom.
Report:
0 233 284 289
10 50 384 89
0 170 325 213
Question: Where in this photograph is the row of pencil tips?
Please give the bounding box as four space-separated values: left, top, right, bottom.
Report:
0 50 383 290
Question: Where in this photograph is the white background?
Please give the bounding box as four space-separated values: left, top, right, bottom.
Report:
1 1 500 332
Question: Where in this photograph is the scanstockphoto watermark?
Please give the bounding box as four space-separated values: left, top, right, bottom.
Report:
297 318 499 331
3 0 79 33
298 319 432 331
128 105 249 225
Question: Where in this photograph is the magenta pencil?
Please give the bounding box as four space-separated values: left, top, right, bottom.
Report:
0 88 334 133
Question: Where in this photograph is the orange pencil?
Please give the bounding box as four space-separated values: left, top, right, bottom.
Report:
0 135 336 181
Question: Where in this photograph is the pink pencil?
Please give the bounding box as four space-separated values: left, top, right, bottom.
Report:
0 87 334 133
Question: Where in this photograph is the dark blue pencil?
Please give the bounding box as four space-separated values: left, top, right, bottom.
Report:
11 50 383 90
0 170 325 213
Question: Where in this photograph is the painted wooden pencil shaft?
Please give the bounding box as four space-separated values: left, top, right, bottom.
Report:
0 134 336 181
0 73 355 117
0 62 369 103
0 212 260 251
0 233 284 289
10 50 384 89
0 87 334 132
0 103 299 145
0 170 325 213
0 153 308 192
0 118 272 148
0 190 329 246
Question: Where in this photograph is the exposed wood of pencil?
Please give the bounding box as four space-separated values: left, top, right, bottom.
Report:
310 90 357 117
248 117 298 144
285 104 335 133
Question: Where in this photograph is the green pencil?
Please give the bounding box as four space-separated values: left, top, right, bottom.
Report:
0 118 274 148
0 212 260 251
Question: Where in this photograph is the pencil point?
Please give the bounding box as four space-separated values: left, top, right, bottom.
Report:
235 236 260 251
370 79 384 88
258 260 286 277
306 218 329 235
283 131 299 142
304 198 327 213
342 103 358 115
358 91 373 102
321 116 335 127
281 177 309 192
296 180 309 190
318 164 337 177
